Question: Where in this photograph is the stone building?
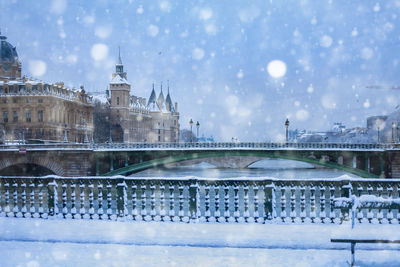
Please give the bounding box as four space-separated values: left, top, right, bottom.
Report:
0 32 93 143
109 49 180 143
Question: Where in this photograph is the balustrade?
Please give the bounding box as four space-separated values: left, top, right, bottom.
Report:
1 176 400 225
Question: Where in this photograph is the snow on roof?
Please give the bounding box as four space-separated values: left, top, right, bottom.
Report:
92 94 109 104
110 74 130 85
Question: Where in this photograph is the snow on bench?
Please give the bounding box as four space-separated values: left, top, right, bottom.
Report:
332 195 400 266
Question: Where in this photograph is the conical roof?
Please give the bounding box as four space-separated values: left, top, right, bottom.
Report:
165 82 174 112
147 83 158 110
157 84 165 111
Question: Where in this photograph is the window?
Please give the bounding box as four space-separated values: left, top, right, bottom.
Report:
26 110 31 122
38 110 43 122
117 96 120 105
3 111 8 123
13 111 18 122
38 99 43 103
26 98 31 103
13 98 17 103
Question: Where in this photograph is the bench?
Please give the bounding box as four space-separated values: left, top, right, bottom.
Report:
331 195 400 266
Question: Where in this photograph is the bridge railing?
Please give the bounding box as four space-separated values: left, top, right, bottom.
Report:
0 141 394 151
1 176 399 224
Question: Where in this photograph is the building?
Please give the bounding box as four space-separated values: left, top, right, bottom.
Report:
109 49 180 143
0 32 94 143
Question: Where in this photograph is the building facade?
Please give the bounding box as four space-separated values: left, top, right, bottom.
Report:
0 32 94 143
109 50 180 143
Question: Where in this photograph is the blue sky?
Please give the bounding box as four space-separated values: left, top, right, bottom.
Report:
1 0 400 141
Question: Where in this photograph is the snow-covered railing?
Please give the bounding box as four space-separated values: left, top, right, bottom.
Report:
0 142 394 151
1 176 399 224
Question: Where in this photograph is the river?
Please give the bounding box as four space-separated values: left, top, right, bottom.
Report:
130 158 358 179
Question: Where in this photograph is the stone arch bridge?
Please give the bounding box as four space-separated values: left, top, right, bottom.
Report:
0 142 399 178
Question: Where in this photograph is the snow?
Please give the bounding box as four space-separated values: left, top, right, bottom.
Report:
0 217 399 266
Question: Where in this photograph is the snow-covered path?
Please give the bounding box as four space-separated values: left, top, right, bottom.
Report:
1 217 400 266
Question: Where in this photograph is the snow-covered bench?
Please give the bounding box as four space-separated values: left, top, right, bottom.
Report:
331 195 400 266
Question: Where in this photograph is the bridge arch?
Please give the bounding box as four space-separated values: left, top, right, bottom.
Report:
0 156 65 176
103 151 377 178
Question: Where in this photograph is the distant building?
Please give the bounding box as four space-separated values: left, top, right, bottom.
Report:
109 49 180 143
0 32 93 143
366 115 388 129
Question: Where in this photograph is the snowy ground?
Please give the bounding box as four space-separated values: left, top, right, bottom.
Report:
0 217 400 267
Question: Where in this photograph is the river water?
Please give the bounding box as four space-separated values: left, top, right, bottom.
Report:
131 158 358 179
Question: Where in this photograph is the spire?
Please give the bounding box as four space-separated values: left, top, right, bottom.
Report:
160 81 163 93
167 80 170 94
118 46 122 65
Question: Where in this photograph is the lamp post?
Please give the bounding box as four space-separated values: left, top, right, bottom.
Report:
285 118 289 143
196 121 200 142
189 119 193 143
392 122 395 144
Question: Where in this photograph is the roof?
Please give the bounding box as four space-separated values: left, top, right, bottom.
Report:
110 74 130 85
0 33 18 64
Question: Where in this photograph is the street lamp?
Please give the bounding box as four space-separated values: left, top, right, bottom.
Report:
196 121 200 141
392 122 396 144
189 119 193 143
285 118 290 142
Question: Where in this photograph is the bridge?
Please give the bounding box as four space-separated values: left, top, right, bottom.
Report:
0 142 399 178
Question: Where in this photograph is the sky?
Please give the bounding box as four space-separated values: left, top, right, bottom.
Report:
1 0 400 141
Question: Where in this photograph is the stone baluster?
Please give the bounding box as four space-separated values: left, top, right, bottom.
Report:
88 182 94 219
12 180 19 217
106 182 113 220
4 181 11 217
116 178 127 220
38 181 44 218
21 180 27 218
320 184 326 223
387 185 393 224
131 183 137 221
159 183 165 222
169 183 175 221
178 183 184 222
215 185 221 222
189 180 198 222
310 184 316 223
264 182 275 221
377 184 383 223
254 185 261 223
280 186 286 222
300 184 306 223
29 181 35 218
329 184 336 223
79 181 86 219
47 179 57 218
243 185 249 222
339 182 352 223
97 182 104 220
204 186 211 222
70 182 77 219
233 184 239 222
290 185 296 223
141 182 147 221
367 184 374 223
150 183 156 220
356 184 364 223
223 184 230 222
